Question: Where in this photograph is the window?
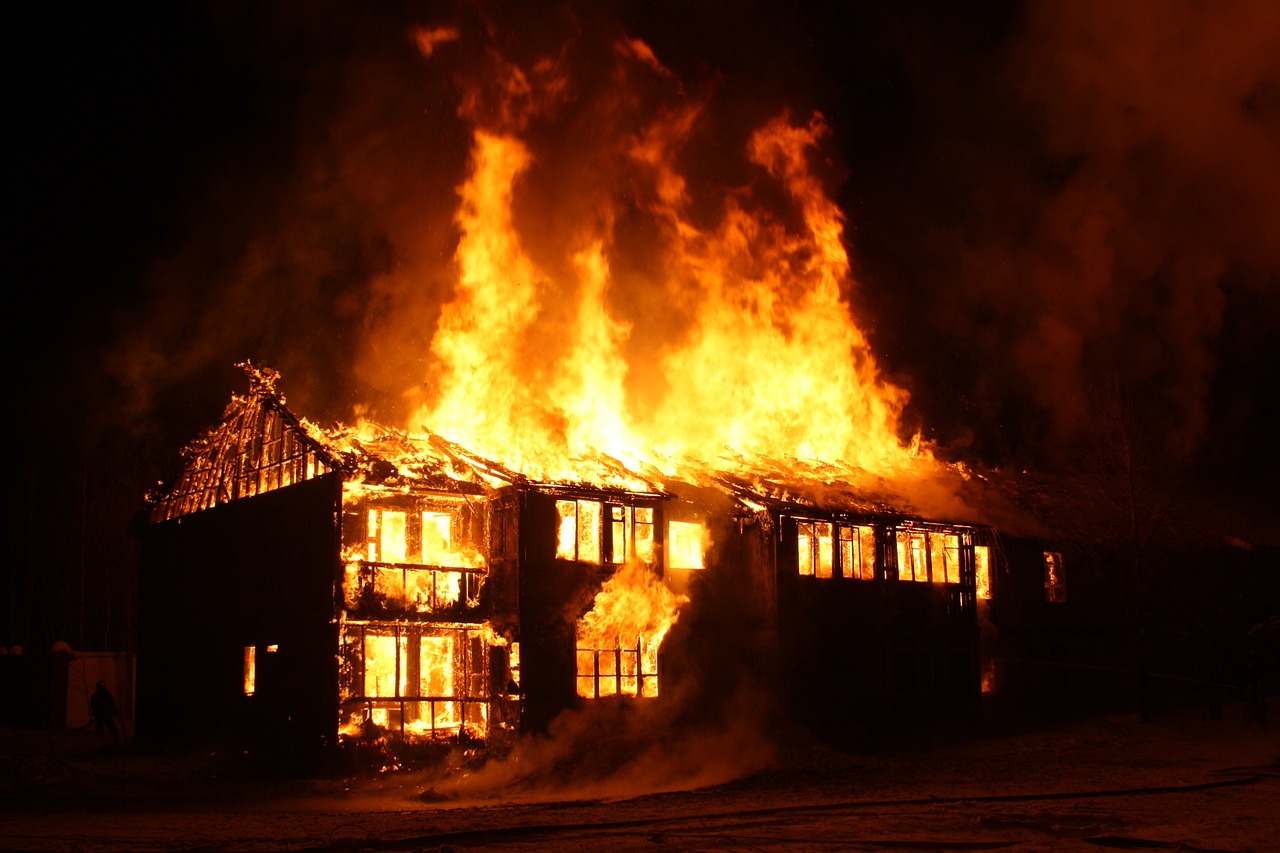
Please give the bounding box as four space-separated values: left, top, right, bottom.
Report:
421 511 453 565
1044 551 1066 602
367 509 408 563
929 533 961 584
840 524 877 580
361 503 485 568
339 623 490 739
975 545 991 600
895 530 929 582
243 646 256 696
556 499 602 564
797 521 834 578
370 564 483 612
577 635 660 699
608 506 656 565
667 520 705 569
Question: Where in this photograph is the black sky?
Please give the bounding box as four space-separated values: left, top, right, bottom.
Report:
10 0 1280 650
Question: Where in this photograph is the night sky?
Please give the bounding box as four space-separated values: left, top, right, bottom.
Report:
10 1 1280 651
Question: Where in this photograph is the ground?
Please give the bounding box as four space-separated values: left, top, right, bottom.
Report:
1 702 1277 852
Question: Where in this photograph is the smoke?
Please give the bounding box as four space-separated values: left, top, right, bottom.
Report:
86 1 1280 495
408 682 778 805
864 0 1280 481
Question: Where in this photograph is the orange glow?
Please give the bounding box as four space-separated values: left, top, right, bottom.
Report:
392 38 932 492
576 559 688 698
243 646 256 696
975 545 991 599
666 521 705 570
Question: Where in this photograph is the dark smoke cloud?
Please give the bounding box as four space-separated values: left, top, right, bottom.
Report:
848 1 1280 499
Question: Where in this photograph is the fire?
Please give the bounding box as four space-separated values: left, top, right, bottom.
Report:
399 33 926 488
576 558 688 699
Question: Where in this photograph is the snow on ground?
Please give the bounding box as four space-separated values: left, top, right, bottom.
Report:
1 701 1277 852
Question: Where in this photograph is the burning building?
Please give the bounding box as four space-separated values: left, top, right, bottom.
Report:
129 29 1016 764
136 364 987 763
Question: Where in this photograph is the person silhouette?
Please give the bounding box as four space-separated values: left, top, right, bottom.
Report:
90 681 119 739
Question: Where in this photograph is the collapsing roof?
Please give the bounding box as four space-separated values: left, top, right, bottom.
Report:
151 362 1012 532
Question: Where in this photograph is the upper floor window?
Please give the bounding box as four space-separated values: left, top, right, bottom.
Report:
610 506 656 565
368 509 408 563
557 499 659 566
841 524 877 580
667 520 705 569
896 530 930 582
895 528 964 583
796 520 877 580
362 503 484 568
556 499 603 564
930 533 961 584
797 521 834 578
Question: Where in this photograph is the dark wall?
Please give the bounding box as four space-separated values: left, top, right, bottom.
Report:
517 491 603 732
775 518 980 737
661 494 781 723
135 473 341 764
985 534 1280 718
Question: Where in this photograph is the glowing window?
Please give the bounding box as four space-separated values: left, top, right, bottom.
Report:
609 507 627 564
363 632 407 698
667 521 705 569
421 511 453 565
929 533 961 584
340 624 491 739
634 507 655 564
1044 551 1066 602
606 505 657 565
975 545 991 599
839 524 877 580
367 509 408 563
556 499 602 564
243 646 256 696
422 634 456 696
577 636 660 699
895 530 929 582
797 521 834 578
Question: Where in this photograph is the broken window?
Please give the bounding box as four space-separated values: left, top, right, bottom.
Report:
929 533 961 584
421 511 453 564
557 500 655 567
556 499 602 564
797 521 835 578
839 524 877 580
361 501 486 568
369 565 483 613
607 506 657 565
368 509 408 563
895 529 929 582
667 520 705 569
348 500 488 613
1044 551 1066 602
576 635 660 699
339 622 491 739
975 545 991 599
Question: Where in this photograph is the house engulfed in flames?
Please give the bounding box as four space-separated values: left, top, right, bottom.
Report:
137 366 988 762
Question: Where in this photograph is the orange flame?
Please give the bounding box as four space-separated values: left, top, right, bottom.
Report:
396 35 928 489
